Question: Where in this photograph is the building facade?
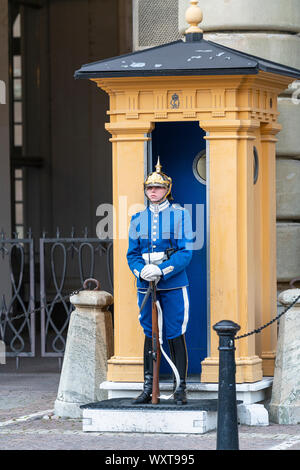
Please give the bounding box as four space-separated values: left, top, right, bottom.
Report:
0 0 299 368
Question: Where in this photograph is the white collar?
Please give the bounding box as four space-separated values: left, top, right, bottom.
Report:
149 200 170 213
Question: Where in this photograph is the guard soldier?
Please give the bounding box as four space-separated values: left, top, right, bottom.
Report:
127 157 193 404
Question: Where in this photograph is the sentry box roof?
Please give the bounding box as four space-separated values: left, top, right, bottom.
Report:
74 34 300 80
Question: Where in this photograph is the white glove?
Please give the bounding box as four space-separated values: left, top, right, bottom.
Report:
140 264 162 282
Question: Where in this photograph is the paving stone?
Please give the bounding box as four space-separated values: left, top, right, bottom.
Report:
1 370 300 450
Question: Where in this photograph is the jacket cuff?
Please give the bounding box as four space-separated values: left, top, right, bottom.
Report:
160 265 175 280
132 262 145 279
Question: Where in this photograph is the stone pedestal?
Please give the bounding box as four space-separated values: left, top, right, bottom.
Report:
54 286 114 418
269 289 300 424
81 398 218 434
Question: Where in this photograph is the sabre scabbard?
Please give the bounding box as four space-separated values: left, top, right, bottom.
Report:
151 281 160 404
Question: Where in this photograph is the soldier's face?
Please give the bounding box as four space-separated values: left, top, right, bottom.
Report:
146 186 168 203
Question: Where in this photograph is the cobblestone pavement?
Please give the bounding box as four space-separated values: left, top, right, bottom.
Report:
1 418 300 451
1 367 300 452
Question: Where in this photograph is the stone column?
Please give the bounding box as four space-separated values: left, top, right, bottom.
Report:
200 119 263 383
104 121 154 382
269 289 300 424
276 98 300 284
54 284 113 418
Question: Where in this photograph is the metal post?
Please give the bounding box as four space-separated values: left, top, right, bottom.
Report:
213 320 240 450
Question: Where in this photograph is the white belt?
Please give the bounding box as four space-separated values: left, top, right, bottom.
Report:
142 252 168 265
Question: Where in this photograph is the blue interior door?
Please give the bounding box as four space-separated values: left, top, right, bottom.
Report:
151 121 207 376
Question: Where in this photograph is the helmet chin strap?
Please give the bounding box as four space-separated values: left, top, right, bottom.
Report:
146 194 168 205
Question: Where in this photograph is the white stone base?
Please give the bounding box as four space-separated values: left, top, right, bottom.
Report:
82 408 217 434
237 404 269 426
269 404 300 425
100 377 273 405
82 402 270 434
78 378 272 434
54 398 84 419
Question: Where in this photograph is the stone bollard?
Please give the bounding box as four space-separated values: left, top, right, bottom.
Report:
54 280 114 418
269 288 300 424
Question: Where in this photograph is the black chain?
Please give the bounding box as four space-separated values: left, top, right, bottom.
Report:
0 287 85 327
235 291 300 340
2 280 299 343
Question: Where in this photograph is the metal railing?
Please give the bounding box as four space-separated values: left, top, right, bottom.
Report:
0 228 113 366
0 231 35 365
39 229 113 358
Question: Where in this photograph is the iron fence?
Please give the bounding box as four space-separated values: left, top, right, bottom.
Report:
40 229 113 358
0 228 113 366
0 230 35 365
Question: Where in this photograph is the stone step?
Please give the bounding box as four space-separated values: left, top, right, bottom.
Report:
100 377 273 405
81 398 218 434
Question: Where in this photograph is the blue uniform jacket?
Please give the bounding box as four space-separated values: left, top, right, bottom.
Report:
127 200 193 290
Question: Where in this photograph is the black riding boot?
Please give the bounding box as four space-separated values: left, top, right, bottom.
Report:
168 334 188 405
132 335 153 404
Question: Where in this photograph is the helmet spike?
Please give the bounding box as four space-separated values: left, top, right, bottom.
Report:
144 156 173 202
155 156 162 173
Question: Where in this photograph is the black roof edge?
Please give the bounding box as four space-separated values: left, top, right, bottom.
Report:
205 39 300 77
259 64 300 79
74 67 260 80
